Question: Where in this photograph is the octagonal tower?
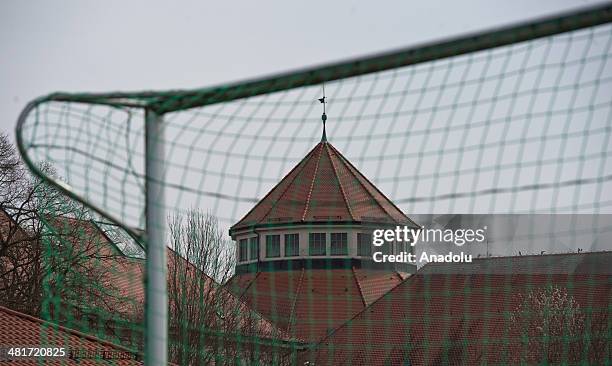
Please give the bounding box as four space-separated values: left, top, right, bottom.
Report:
230 139 417 272
227 135 417 342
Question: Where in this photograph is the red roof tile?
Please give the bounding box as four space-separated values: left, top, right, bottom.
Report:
352 268 405 305
230 142 413 234
105 247 297 343
226 268 408 342
307 252 612 365
5 217 295 347
0 305 142 365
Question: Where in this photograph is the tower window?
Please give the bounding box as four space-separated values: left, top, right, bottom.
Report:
266 235 281 258
395 241 408 254
330 233 348 255
309 233 326 256
249 237 259 260
239 239 248 262
285 233 299 257
381 240 393 255
357 233 372 257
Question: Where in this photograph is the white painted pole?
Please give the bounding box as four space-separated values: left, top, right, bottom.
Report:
145 109 167 365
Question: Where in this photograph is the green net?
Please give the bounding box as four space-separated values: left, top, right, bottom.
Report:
11 4 612 365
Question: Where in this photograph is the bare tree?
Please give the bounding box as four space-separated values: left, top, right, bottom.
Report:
0 132 45 314
0 133 84 315
40 211 134 327
167 210 291 365
0 132 133 336
2 134 294 360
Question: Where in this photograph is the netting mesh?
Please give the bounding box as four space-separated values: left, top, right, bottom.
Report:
13 6 612 365
20 23 612 228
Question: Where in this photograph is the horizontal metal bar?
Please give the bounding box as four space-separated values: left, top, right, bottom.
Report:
36 2 612 113
152 2 612 112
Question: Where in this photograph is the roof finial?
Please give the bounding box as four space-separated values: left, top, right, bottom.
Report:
318 83 327 142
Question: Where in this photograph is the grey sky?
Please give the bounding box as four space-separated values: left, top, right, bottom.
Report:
4 1 612 263
1 0 608 139
4 0 612 246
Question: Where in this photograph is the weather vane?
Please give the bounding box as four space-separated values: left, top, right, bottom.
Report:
318 83 327 142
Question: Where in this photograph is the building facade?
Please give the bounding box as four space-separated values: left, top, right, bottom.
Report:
227 138 418 342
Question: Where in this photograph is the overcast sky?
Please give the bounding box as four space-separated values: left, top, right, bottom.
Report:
1 0 608 140
2 1 611 262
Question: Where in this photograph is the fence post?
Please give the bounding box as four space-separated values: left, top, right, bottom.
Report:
145 108 167 365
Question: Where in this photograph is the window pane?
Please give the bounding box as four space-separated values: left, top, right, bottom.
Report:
285 234 299 257
266 235 280 258
381 241 393 255
239 239 248 262
395 241 407 254
249 237 259 260
357 233 372 257
330 233 348 255
309 233 326 256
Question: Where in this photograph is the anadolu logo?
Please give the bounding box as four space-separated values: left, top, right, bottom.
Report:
371 225 488 264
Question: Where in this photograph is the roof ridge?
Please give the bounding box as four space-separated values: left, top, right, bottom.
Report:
312 270 412 350
240 271 262 299
329 143 416 225
420 250 612 270
90 219 138 257
328 143 398 222
302 143 324 221
224 273 299 341
231 144 320 232
325 143 356 221
351 267 367 307
259 146 320 227
287 268 305 333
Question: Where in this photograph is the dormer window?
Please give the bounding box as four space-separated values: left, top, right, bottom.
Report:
357 233 372 257
395 241 408 254
285 234 299 257
266 235 280 258
249 237 259 260
239 239 248 262
330 233 348 255
381 240 393 255
309 233 326 256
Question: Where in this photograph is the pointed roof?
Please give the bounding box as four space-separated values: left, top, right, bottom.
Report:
230 141 412 234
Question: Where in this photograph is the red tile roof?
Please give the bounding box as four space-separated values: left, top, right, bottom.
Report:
306 251 612 365
225 268 408 342
0 305 142 365
1 216 296 352
95 231 297 343
230 142 413 234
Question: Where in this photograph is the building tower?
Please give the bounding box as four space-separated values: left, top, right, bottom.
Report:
226 97 418 342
